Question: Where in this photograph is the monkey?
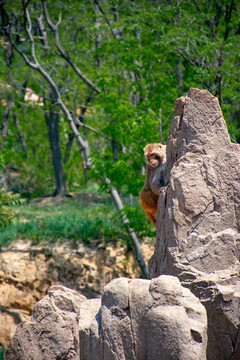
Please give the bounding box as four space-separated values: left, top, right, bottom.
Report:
139 143 166 227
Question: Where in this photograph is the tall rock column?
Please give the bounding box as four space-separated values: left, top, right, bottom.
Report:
149 88 240 359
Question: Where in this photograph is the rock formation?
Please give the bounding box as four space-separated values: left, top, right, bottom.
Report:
3 88 240 359
3 285 85 359
4 277 207 360
149 88 240 359
150 87 240 277
0 239 153 350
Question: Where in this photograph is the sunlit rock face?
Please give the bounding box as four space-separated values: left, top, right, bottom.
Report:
149 88 240 360
0 239 152 349
4 277 207 360
150 88 240 277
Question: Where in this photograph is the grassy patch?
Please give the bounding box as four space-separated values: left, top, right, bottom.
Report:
0 191 155 249
0 194 124 248
0 348 4 360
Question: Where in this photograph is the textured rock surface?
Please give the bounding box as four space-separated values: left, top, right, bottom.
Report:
0 239 152 349
149 88 240 359
4 285 86 360
150 88 240 277
5 276 207 359
181 269 240 360
79 276 207 360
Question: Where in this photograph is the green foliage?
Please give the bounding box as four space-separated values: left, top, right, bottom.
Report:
122 205 156 239
0 195 150 247
0 154 4 169
0 188 23 227
0 155 24 228
0 347 5 360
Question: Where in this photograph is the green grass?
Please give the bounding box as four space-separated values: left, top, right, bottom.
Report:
0 348 4 360
0 194 125 248
0 190 155 249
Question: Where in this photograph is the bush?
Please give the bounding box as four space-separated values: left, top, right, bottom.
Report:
0 155 23 228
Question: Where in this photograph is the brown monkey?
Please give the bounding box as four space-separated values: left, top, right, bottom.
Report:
139 143 166 226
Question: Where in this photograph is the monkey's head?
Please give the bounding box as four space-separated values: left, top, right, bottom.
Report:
143 143 166 168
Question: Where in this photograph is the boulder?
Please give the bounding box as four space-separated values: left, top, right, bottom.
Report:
0 239 153 349
150 88 240 278
4 276 207 359
149 88 240 359
79 276 207 360
182 269 240 360
4 285 86 360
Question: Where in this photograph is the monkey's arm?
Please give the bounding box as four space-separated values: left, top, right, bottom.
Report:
150 161 166 196
160 170 165 187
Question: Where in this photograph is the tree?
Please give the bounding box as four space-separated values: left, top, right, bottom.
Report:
45 90 67 196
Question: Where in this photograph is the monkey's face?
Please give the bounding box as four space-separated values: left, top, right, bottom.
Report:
146 153 161 168
144 143 165 168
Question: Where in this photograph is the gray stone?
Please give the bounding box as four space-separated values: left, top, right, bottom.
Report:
6 277 206 359
149 88 240 359
79 275 207 360
79 298 101 360
150 89 240 277
4 285 86 360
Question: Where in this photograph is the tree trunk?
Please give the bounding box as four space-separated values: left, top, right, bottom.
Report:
13 112 28 157
1 99 12 149
111 138 118 162
45 106 67 196
110 186 149 279
63 98 91 185
177 57 183 89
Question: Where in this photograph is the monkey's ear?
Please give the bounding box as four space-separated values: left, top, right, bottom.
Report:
159 144 162 149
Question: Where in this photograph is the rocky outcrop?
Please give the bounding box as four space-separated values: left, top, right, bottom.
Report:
0 239 153 349
149 88 240 359
150 88 240 277
3 285 86 360
4 276 207 360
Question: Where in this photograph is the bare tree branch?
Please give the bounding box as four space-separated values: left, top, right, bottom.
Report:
177 49 199 67
1 99 12 149
75 119 112 141
3 6 91 168
106 179 149 278
42 0 101 94
92 0 116 38
13 97 113 143
193 0 201 13
37 14 48 53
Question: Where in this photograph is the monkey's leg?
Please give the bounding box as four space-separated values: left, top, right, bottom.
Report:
139 189 158 210
140 189 158 226
145 210 156 227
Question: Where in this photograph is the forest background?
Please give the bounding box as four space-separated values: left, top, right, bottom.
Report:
0 0 239 272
